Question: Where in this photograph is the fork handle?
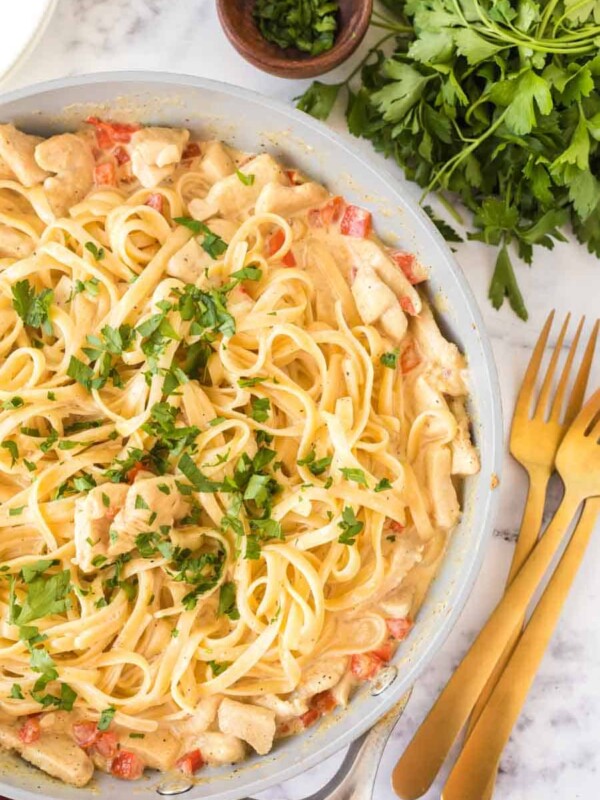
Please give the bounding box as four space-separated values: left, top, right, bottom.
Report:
391 488 582 800
441 497 600 800
462 466 550 800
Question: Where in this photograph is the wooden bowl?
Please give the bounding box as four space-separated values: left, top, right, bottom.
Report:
216 0 373 79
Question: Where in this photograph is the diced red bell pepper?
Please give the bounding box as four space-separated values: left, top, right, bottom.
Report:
86 116 140 148
386 617 413 641
267 228 296 267
110 750 145 780
145 193 164 213
320 196 345 225
94 731 118 759
18 716 40 744
113 146 130 166
94 162 116 187
285 169 303 185
400 341 421 374
391 251 428 285
340 205 372 238
371 641 394 662
400 296 417 316
307 196 345 228
311 690 337 716
387 519 405 534
299 708 320 728
182 142 201 160
176 749 205 775
125 461 146 484
350 652 384 681
72 721 100 748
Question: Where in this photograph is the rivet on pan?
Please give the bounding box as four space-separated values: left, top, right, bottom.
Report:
370 665 398 696
156 775 193 796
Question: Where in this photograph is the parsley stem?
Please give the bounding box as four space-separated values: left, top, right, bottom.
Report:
422 108 509 199
436 192 464 226
537 0 561 38
344 32 396 84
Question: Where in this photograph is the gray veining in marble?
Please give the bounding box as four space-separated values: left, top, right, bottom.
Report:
2 2 600 797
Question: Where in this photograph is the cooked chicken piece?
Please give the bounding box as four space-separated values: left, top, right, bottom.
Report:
425 444 460 529
199 141 236 183
110 475 190 556
166 238 207 283
351 263 408 342
448 397 480 475
0 124 48 186
0 722 93 787
252 694 309 720
189 153 287 220
379 587 413 618
194 731 246 765
0 224 35 258
176 696 222 735
346 238 422 316
35 133 95 217
217 698 276 756
412 304 468 396
130 126 189 188
73 482 129 573
293 656 348 700
119 728 180 771
255 181 329 217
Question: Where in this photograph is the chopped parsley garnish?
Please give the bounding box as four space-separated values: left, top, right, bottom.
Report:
173 217 228 259
2 441 19 466
340 467 368 487
218 581 240 620
1 397 24 410
9 684 24 700
9 566 71 626
235 169 255 186
238 376 266 388
84 242 105 261
230 265 262 282
375 478 393 492
337 506 363 546
98 706 116 731
141 403 199 459
251 397 271 423
208 660 230 676
380 349 400 369
297 446 332 477
11 280 54 335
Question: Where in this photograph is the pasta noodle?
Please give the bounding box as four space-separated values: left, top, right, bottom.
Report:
0 118 479 786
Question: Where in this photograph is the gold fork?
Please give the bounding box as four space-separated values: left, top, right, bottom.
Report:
391 318 599 799
442 422 600 798
459 312 598 798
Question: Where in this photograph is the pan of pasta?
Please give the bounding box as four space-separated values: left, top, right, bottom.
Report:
0 74 502 800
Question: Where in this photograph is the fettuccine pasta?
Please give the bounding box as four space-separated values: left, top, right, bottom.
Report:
0 118 479 786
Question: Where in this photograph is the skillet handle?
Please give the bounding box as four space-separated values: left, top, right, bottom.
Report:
246 692 411 800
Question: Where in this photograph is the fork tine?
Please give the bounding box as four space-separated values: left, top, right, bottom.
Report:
568 388 600 434
533 313 570 419
548 317 585 422
515 310 555 417
564 319 599 427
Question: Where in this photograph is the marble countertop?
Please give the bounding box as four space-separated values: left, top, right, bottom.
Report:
3 2 600 798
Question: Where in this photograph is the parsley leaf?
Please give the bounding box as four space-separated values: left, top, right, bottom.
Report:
173 217 228 259
84 241 105 261
11 280 54 335
337 506 363 546
98 706 116 730
235 169 255 186
380 349 399 369
218 581 240 620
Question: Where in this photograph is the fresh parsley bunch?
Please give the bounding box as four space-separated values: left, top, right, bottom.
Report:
297 0 600 319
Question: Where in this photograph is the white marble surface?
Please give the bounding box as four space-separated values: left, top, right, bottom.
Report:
3 2 600 798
